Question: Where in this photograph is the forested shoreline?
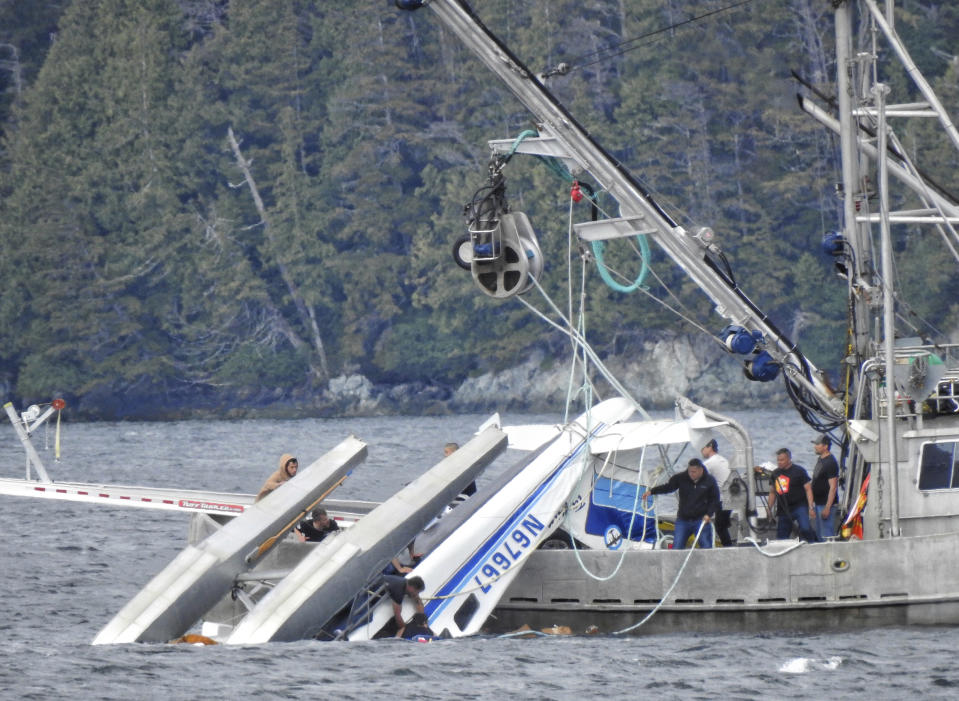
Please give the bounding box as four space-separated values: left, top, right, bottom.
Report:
1 1 957 419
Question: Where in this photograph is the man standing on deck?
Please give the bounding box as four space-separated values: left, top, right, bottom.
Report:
767 448 819 542
643 458 720 549
810 435 840 540
701 439 735 546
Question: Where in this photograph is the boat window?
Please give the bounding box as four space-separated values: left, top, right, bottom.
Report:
918 441 959 490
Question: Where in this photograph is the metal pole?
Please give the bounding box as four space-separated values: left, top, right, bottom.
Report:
3 401 52 483
834 2 876 362
864 0 959 153
874 82 900 537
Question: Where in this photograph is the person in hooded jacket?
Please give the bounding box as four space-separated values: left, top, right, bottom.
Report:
255 453 298 502
643 458 720 549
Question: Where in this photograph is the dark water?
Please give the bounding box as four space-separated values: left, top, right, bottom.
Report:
2 409 958 699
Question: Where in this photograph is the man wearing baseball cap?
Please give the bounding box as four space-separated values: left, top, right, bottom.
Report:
810 435 840 539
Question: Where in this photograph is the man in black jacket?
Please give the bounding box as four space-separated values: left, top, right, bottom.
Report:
643 458 720 549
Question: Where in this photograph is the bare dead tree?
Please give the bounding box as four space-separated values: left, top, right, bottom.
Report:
227 125 331 381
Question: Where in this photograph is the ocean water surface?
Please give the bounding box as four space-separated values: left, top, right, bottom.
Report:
2 407 958 700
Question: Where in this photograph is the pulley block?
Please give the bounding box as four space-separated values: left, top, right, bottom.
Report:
470 212 543 299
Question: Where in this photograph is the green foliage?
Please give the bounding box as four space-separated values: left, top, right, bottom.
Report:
0 0 956 415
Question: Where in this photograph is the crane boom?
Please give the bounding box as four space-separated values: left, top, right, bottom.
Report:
422 0 842 416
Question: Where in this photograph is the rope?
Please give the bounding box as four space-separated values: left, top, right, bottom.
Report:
741 537 806 557
518 281 650 420
592 238 650 293
420 445 597 603
563 193 588 424
506 129 538 159
611 519 707 635
564 445 655 582
539 151 652 294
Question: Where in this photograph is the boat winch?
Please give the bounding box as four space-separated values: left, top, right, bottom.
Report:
719 325 780 382
720 324 763 355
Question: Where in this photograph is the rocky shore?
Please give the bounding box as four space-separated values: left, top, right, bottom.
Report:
322 333 786 417
20 333 790 420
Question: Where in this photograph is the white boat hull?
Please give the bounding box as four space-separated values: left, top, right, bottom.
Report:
489 533 959 634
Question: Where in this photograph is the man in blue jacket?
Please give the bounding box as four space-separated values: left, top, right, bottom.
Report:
643 458 720 549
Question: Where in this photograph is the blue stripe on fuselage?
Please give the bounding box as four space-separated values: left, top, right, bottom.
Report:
425 421 607 620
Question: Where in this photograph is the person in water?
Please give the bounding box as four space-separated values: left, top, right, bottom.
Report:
295 507 339 543
384 540 421 575
255 453 298 502
445 441 476 497
643 458 720 549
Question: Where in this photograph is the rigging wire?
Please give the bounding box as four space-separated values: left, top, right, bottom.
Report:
549 0 755 75
520 276 648 420
597 251 730 351
547 161 839 432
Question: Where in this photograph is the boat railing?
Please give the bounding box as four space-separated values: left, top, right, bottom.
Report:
893 342 959 365
876 378 959 420
752 469 773 523
869 343 959 420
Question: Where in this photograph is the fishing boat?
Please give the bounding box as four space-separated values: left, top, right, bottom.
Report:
380 0 959 636
4 0 959 642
